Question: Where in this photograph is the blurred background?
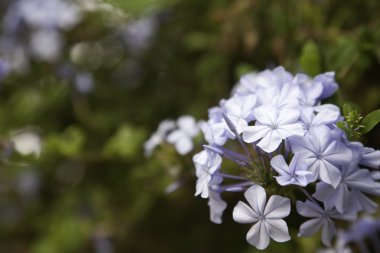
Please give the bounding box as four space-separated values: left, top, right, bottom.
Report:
0 0 379 252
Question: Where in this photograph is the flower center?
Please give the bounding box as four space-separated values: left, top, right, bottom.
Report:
259 214 266 221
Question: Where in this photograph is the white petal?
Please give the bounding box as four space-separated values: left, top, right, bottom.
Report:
244 185 267 215
275 175 292 186
312 108 339 126
175 137 193 155
321 219 336 247
193 150 208 166
242 125 271 143
323 141 352 165
265 219 291 242
253 105 277 125
208 191 227 224
289 135 315 155
235 118 248 134
298 218 322 237
233 201 259 224
264 195 291 219
296 200 323 217
177 115 199 136
276 108 300 125
257 130 282 153
361 147 380 169
276 123 304 139
318 160 342 188
195 176 210 198
166 130 183 143
246 221 270 250
270 155 290 176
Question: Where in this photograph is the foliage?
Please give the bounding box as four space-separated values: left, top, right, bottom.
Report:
0 0 379 252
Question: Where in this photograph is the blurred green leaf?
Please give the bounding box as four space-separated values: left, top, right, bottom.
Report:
106 0 178 15
343 103 353 116
235 63 255 79
32 216 91 253
185 32 213 51
362 109 380 133
300 41 321 76
44 126 86 157
103 124 147 159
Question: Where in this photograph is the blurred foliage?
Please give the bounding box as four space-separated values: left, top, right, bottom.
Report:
0 0 379 253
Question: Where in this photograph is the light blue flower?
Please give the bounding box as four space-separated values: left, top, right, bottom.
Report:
290 125 352 187
294 73 323 107
270 153 313 186
167 116 199 155
297 200 355 246
233 185 291 250
299 106 340 131
243 105 304 153
257 82 300 109
143 120 175 157
220 93 257 134
200 107 233 146
314 72 339 99
193 149 222 198
208 176 227 224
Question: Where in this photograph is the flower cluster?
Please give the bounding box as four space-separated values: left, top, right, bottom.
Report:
144 116 200 156
318 217 380 253
147 66 380 250
0 0 82 69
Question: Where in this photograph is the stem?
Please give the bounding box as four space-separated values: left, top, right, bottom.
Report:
217 172 249 181
204 145 255 170
300 188 318 205
221 112 253 161
211 181 255 192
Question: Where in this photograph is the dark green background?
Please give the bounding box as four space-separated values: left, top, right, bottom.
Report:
0 0 379 252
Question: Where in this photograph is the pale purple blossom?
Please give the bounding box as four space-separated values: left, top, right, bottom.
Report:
143 120 175 156
17 0 82 30
299 107 340 131
200 107 232 146
270 153 313 186
297 200 355 246
257 82 300 109
29 30 63 62
314 72 339 99
167 116 199 155
234 72 258 96
290 125 352 187
233 185 291 250
294 73 323 107
360 147 380 169
317 232 352 253
340 217 380 253
146 66 380 250
193 149 222 198
220 93 257 134
208 176 227 224
243 105 304 153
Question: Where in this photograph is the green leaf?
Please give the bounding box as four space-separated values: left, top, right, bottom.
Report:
103 124 147 159
235 63 255 79
342 103 360 116
44 126 86 157
362 109 380 133
343 103 352 116
300 41 321 76
106 0 178 15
